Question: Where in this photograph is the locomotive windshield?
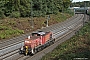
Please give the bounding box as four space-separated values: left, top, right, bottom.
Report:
32 31 45 36
32 33 38 36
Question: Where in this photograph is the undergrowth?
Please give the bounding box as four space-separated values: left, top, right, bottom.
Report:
0 25 24 39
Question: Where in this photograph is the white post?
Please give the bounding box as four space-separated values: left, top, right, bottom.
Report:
28 36 30 39
74 8 75 15
46 19 48 27
46 15 50 27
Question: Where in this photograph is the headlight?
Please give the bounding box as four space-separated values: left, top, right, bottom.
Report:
25 41 31 43
25 41 29 43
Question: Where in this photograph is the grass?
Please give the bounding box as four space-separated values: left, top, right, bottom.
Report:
0 25 24 39
41 21 90 60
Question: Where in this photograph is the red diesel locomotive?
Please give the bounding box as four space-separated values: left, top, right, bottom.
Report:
19 31 55 55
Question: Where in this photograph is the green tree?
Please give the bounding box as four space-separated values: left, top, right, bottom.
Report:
0 0 72 18
0 0 6 18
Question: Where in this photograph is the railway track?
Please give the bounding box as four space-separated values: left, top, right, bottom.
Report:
0 14 89 60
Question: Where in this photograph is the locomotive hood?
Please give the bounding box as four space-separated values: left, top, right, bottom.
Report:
24 36 40 47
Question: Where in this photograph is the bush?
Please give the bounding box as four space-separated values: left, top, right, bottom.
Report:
0 26 9 30
0 10 6 19
33 11 42 17
0 27 24 39
10 11 20 18
0 34 6 39
64 9 74 15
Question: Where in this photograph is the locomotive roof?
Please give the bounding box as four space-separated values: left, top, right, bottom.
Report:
32 31 50 36
38 32 45 35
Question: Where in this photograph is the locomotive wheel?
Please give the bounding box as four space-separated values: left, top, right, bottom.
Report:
37 48 40 52
49 41 52 45
32 48 37 55
48 42 50 46
48 43 50 46
41 45 44 49
52 39 55 44
34 49 37 54
37 47 42 52
19 50 22 54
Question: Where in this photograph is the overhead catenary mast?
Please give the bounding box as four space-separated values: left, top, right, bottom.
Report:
30 0 34 28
